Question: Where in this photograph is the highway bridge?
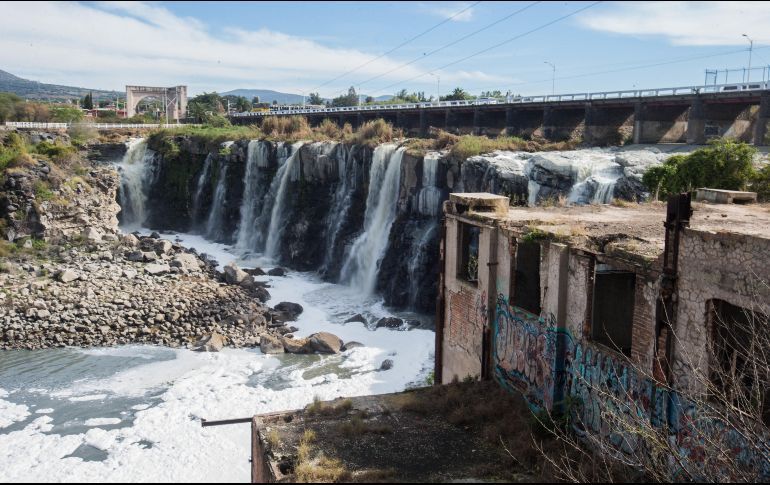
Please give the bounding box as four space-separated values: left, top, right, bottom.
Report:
231 82 770 145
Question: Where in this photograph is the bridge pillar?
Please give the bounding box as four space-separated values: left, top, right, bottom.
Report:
445 109 457 132
473 108 483 135
686 96 706 144
396 111 404 129
753 93 770 145
633 102 644 144
338 115 345 127
505 107 515 135
583 103 597 144
356 113 364 128
542 107 554 140
419 109 427 137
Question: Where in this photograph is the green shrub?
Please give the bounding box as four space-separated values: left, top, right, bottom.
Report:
644 138 757 199
752 164 770 202
34 180 55 201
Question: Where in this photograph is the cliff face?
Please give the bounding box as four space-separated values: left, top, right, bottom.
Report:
128 138 660 313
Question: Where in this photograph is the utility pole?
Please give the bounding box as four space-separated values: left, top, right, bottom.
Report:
743 34 754 82
544 61 556 95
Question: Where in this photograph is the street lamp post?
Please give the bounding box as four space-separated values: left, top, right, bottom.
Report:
743 34 754 82
544 61 556 96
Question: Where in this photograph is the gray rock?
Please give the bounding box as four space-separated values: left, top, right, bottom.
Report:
245 267 266 276
57 269 79 283
170 253 201 272
309 332 343 354
274 302 303 321
267 267 286 277
342 341 365 351
376 317 403 329
123 234 140 247
253 287 271 303
154 239 173 255
380 359 394 371
82 227 102 242
260 334 285 354
145 263 170 275
344 314 367 324
193 332 226 352
224 262 248 285
126 251 144 262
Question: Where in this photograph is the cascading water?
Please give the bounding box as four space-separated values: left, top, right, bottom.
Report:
320 144 356 275
205 162 228 241
235 140 270 251
264 142 304 259
417 152 444 217
116 138 155 230
407 221 439 308
567 154 623 205
340 144 404 298
191 154 213 227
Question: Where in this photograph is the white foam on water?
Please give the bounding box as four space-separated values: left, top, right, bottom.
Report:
84 418 122 427
0 394 29 428
0 232 435 482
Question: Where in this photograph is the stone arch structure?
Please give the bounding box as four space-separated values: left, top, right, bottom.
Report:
126 85 187 121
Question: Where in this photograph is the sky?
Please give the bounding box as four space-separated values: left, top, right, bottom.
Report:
2 1 770 98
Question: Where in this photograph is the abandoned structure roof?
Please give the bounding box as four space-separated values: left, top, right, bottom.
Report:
457 199 770 266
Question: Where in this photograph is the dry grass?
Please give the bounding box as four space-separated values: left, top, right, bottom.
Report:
261 115 313 139
294 428 350 483
306 397 353 417
266 429 280 450
337 412 392 437
346 119 394 146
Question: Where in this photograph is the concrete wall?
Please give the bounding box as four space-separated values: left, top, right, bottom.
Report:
673 229 770 393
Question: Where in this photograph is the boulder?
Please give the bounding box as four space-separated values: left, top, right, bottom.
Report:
380 359 394 371
125 251 144 262
145 263 170 275
57 269 79 283
193 332 225 352
342 341 365 351
282 336 312 354
376 317 403 329
274 302 303 320
267 267 286 277
224 262 248 285
122 268 137 279
260 334 285 354
253 287 271 303
245 267 266 276
170 253 201 272
344 314 367 324
309 332 343 354
153 239 173 255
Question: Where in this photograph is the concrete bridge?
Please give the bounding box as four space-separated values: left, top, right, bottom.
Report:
231 82 770 145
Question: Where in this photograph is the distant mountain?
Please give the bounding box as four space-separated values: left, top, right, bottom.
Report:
0 69 120 101
221 89 307 105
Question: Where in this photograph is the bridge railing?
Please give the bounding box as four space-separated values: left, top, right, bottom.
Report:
4 122 199 129
230 81 770 119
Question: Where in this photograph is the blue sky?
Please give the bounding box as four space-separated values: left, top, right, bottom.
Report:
2 1 769 98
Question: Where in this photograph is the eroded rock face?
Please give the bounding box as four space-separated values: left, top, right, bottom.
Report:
260 334 285 354
193 332 225 352
282 336 312 354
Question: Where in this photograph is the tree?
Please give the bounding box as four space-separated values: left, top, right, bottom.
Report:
365 96 374 104
251 96 260 105
440 87 474 101
331 86 359 107
307 92 324 105
0 92 22 122
82 92 94 110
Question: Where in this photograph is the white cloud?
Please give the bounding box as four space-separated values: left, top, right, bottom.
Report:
580 1 770 46
426 2 475 22
0 1 492 96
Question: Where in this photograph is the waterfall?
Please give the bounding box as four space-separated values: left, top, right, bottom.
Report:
264 142 304 259
191 154 213 227
340 144 404 297
417 152 444 217
205 162 228 240
116 138 155 230
320 145 356 274
567 155 623 205
407 220 439 308
236 140 270 251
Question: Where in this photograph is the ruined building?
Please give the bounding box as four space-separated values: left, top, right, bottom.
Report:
437 191 770 479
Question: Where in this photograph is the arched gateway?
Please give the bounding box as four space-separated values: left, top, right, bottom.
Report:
125 85 188 121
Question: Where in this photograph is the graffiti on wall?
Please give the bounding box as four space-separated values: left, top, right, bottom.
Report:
492 292 769 480
493 294 559 410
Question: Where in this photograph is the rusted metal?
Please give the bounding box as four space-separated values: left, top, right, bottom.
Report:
251 417 271 483
434 215 447 385
200 417 253 427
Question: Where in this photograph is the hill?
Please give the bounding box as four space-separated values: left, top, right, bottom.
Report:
0 69 120 101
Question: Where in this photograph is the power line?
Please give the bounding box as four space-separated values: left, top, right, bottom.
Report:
355 1 542 89
370 1 602 96
311 1 482 92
